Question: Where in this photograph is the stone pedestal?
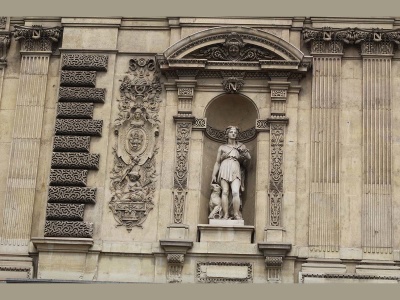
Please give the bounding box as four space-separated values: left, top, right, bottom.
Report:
198 224 254 243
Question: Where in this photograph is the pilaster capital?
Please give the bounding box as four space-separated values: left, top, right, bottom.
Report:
13 25 63 53
303 26 400 56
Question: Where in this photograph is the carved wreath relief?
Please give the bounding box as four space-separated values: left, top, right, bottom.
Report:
110 58 161 231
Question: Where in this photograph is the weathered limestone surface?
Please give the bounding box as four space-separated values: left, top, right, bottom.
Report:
0 17 400 283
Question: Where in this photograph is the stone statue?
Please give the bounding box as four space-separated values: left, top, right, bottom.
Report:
210 125 251 220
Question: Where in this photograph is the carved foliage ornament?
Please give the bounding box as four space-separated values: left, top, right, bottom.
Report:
13 25 62 52
206 125 256 143
269 123 284 226
110 58 161 231
182 32 286 61
0 17 6 29
0 34 10 62
303 27 400 55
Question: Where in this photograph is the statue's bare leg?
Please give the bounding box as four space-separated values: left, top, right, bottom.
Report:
231 179 242 220
220 180 230 219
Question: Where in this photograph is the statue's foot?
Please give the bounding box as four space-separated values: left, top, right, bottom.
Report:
223 215 229 220
233 213 243 220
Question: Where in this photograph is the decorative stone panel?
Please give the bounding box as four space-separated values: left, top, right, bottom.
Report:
47 186 97 204
196 262 253 283
57 102 94 119
60 70 96 87
55 119 103 136
53 136 91 152
61 54 108 71
192 118 207 131
49 169 88 186
58 87 106 103
51 153 100 170
44 221 93 238
46 203 85 221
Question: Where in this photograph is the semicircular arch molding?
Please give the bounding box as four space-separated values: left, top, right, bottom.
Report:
165 26 304 61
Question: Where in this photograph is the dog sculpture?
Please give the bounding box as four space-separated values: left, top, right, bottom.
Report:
208 183 222 219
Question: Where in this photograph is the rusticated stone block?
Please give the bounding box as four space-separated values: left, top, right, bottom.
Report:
49 169 88 186
58 87 105 103
53 136 91 152
55 119 103 136
46 203 85 221
61 54 108 71
57 102 94 119
48 186 96 204
51 153 100 170
60 70 96 87
44 220 93 238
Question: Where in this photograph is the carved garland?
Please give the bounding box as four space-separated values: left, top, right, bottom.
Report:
269 123 284 226
109 57 161 231
205 125 256 143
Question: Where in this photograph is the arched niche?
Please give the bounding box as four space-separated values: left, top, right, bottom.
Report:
199 93 259 225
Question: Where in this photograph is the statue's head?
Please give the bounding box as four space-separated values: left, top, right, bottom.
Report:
225 125 240 140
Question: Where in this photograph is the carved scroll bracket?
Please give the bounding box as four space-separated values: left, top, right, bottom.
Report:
176 79 196 115
258 242 291 283
160 240 193 283
13 25 62 53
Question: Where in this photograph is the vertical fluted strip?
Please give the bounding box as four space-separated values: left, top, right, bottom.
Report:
362 57 392 253
309 56 341 252
0 55 50 246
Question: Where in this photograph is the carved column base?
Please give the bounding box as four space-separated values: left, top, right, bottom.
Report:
160 240 193 283
258 242 291 283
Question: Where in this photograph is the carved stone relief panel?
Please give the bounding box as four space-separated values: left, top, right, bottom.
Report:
268 123 285 227
109 57 161 231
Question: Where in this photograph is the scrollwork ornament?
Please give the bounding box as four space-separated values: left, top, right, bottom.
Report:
0 34 10 62
110 57 161 231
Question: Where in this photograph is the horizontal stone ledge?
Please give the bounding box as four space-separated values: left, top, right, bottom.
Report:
61 54 108 71
53 136 91 152
46 203 85 221
49 169 88 186
51 152 100 170
60 70 97 87
48 186 96 204
55 119 103 136
58 87 106 103
57 102 94 119
44 221 93 238
31 237 93 253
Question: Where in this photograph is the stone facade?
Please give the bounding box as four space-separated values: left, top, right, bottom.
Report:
0 17 400 283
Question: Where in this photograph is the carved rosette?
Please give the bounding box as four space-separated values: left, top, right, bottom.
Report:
269 123 285 227
13 25 62 52
109 57 161 231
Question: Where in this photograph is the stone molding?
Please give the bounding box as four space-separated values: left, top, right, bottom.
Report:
13 25 62 52
31 237 93 253
299 273 400 283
